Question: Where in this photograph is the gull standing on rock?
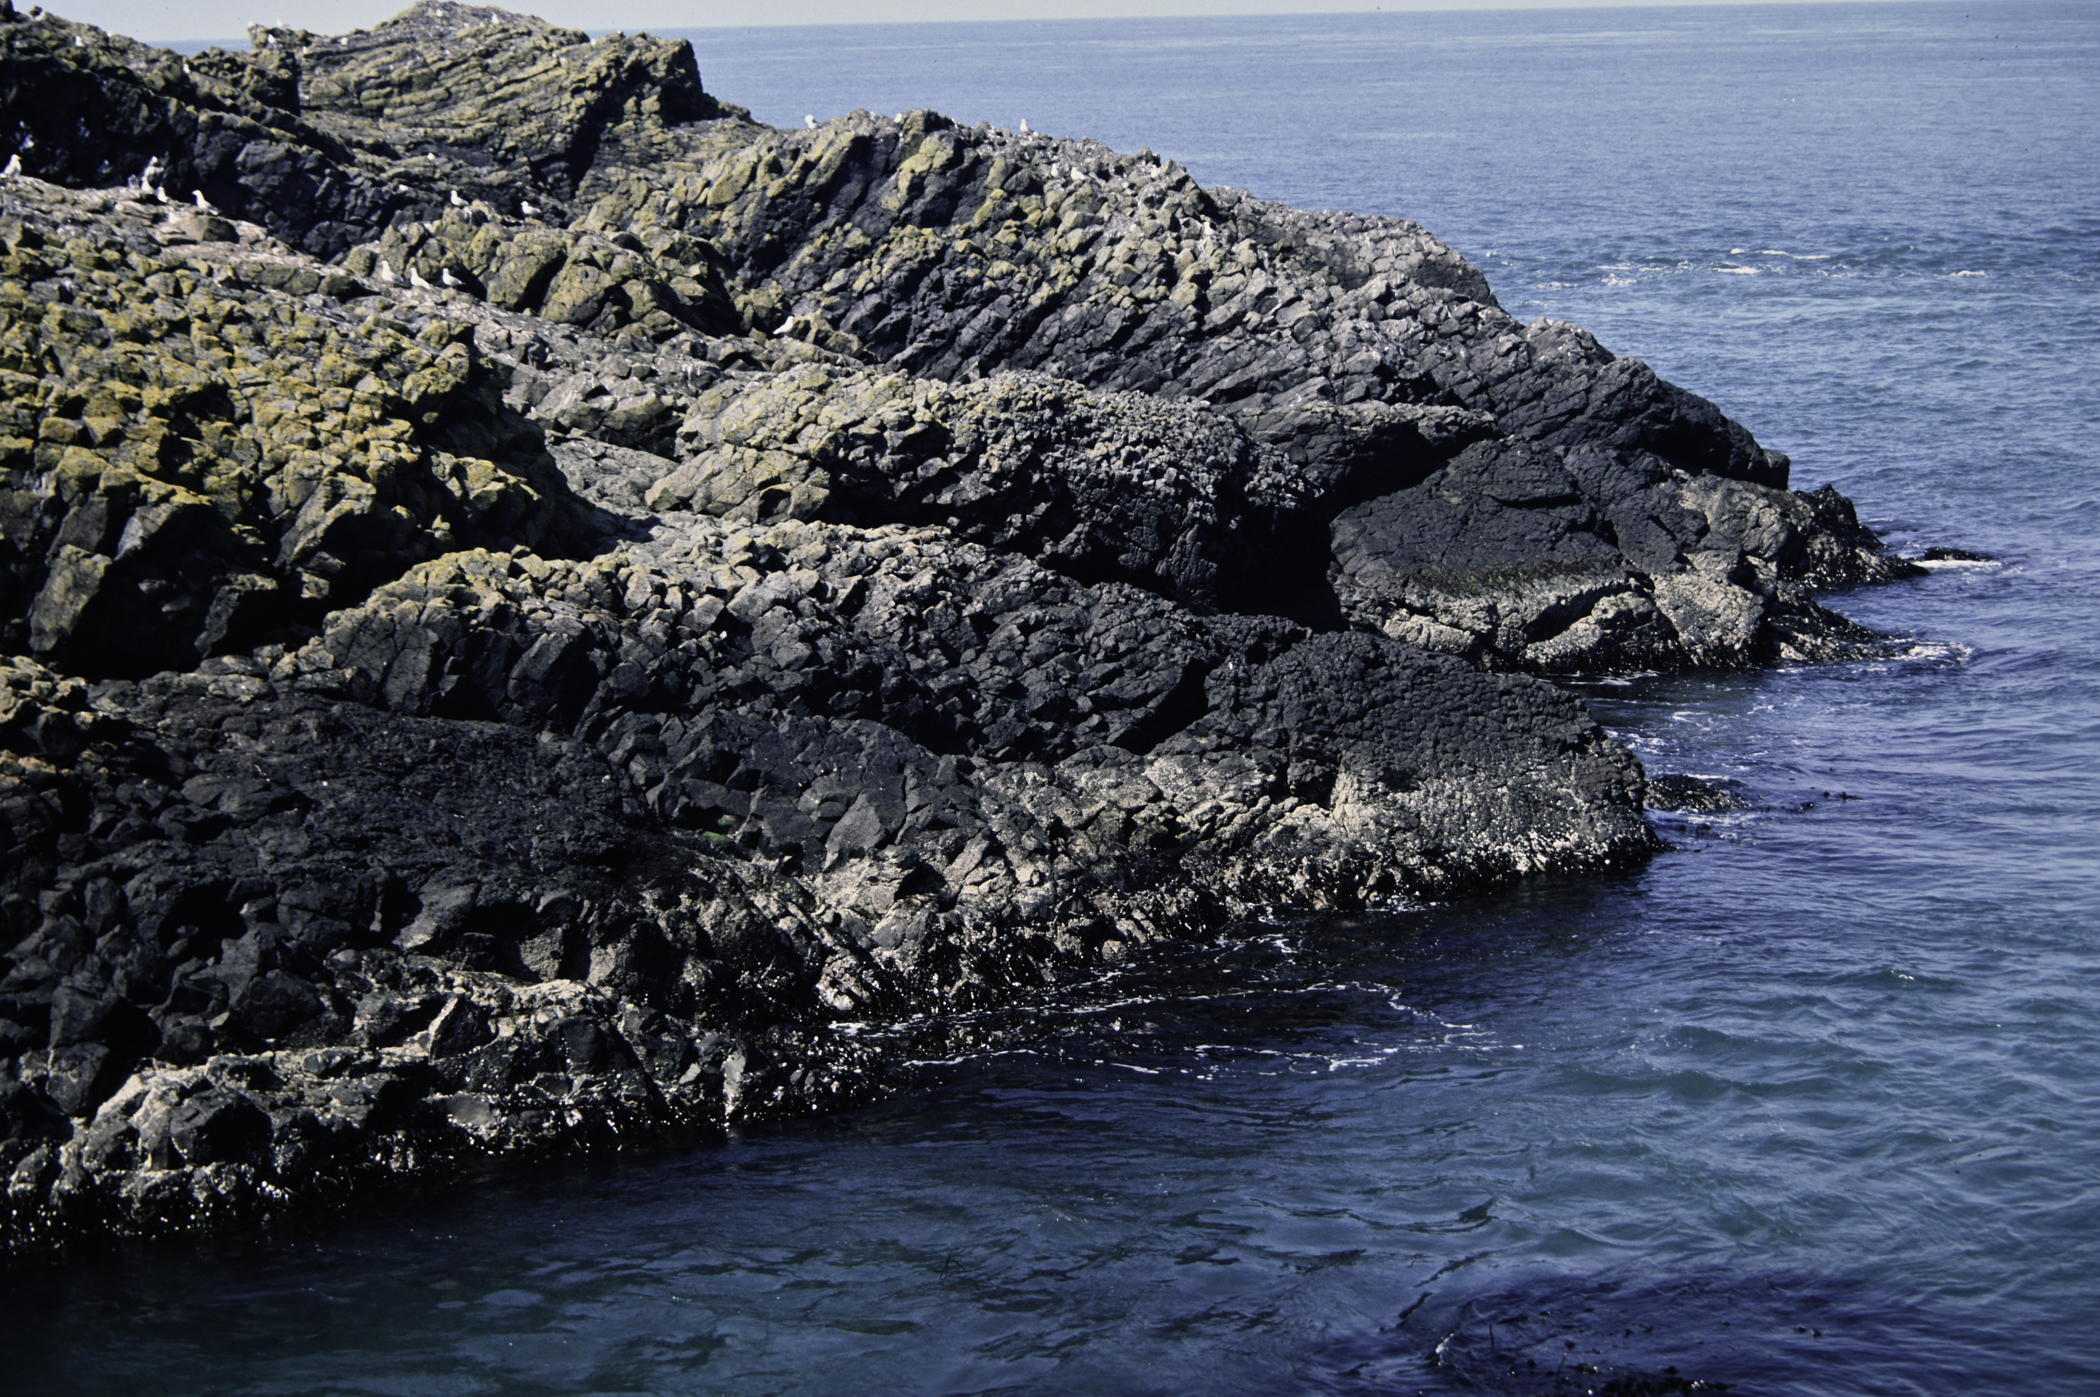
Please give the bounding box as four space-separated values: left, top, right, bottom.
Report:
140 156 160 188
449 189 466 208
378 259 398 285
153 184 169 204
409 267 434 291
1 154 19 181
805 114 817 129
520 199 539 217
440 267 461 289
192 190 217 214
1020 119 1031 134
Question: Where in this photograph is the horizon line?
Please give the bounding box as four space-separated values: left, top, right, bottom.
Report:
126 0 1992 48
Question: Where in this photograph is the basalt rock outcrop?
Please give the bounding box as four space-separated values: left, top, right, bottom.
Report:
0 2 1917 1252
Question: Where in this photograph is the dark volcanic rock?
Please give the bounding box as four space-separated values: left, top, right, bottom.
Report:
0 1 1922 1251
1645 774 1750 814
0 3 743 257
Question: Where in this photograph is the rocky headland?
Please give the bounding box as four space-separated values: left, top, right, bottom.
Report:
0 2 1921 1253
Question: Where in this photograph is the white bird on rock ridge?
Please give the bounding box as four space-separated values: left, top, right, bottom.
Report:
192 190 217 214
1 154 19 181
805 114 817 129
409 267 434 291
448 189 466 208
153 184 169 204
141 156 161 187
440 267 461 289
894 113 905 122
1020 118 1031 134
520 199 540 217
378 259 398 285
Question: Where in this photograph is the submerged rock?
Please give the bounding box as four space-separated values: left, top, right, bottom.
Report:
1645 774 1751 814
0 1 1920 1250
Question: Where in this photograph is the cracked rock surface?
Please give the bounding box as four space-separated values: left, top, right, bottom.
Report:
0 1 1915 1251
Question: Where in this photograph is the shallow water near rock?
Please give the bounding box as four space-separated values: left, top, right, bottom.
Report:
6 1 2098 1392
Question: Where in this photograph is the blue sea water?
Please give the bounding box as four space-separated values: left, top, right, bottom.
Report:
7 2 2100 1393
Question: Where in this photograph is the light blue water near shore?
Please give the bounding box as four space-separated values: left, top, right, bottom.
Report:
8 3 2100 1393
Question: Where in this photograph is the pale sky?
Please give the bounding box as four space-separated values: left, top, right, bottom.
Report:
49 0 1937 45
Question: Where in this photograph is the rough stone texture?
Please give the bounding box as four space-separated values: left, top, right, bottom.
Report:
606 108 1921 659
0 3 745 258
0 2 1923 1252
0 204 589 677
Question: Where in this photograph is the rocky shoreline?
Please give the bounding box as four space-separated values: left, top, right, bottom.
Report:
0 2 1921 1254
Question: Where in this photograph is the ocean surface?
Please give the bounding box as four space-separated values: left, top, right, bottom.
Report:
9 2 2100 1392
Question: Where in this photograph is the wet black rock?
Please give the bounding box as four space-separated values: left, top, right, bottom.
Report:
0 2 1922 1251
1645 774 1750 814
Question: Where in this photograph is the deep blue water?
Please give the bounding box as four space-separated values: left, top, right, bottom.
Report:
8 3 2100 1393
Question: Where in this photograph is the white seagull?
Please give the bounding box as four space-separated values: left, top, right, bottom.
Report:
1 154 19 181
440 267 462 289
141 156 161 186
448 189 466 208
192 190 218 214
805 114 817 129
520 199 540 217
1020 119 1031 134
409 267 434 291
378 259 399 285
153 184 170 204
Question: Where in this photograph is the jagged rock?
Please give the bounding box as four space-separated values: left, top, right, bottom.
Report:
0 2 749 256
0 204 593 675
343 211 741 339
0 2 1931 1252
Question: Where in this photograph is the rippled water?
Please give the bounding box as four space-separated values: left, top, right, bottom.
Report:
8 4 2099 1393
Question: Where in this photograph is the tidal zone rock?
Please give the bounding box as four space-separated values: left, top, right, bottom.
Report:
0 1 1921 1251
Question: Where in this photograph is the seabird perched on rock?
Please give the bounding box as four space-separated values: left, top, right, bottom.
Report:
520 199 540 217
1 154 18 180
449 189 466 208
192 190 217 214
378 259 398 285
1020 119 1031 134
141 156 160 187
409 267 434 291
440 267 461 289
805 114 817 129
153 184 169 204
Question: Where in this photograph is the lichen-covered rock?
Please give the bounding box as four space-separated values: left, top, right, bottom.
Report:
0 193 598 676
343 209 741 339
